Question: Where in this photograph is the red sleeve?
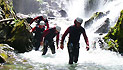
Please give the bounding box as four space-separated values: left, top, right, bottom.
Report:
30 17 39 24
46 22 49 29
40 29 49 41
31 27 36 32
61 27 70 44
82 31 89 46
56 33 60 47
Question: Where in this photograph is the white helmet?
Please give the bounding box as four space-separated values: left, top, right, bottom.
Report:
56 26 61 32
75 17 83 24
40 21 45 25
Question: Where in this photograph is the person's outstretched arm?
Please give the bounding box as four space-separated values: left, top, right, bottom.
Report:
60 27 70 50
82 30 89 51
40 29 49 45
44 19 49 29
56 33 60 49
30 16 39 24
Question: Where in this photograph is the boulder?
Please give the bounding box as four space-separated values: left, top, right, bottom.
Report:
6 20 33 53
84 11 110 28
95 18 110 33
58 9 68 17
0 44 14 63
103 10 123 54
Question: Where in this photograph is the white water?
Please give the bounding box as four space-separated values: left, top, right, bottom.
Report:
19 0 123 70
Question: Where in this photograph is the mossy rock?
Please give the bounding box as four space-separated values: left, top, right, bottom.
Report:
103 10 123 53
7 20 33 53
84 11 109 28
0 50 7 63
0 44 14 63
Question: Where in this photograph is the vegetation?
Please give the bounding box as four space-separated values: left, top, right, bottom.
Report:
103 10 123 53
0 0 33 63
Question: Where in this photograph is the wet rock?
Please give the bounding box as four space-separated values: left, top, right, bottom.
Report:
95 18 110 33
0 19 14 43
84 11 110 28
25 17 33 24
58 9 68 17
103 10 123 54
84 18 94 28
0 44 14 63
48 11 55 17
6 20 33 53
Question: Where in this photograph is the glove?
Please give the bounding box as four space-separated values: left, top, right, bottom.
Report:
86 46 89 51
60 44 64 50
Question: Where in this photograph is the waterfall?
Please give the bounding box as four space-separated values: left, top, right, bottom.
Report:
19 0 123 70
13 0 41 14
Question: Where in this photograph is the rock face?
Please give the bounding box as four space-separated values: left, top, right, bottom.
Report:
84 11 109 28
95 18 110 33
58 9 68 17
0 44 14 63
103 10 123 54
0 0 33 53
6 20 33 53
0 18 33 53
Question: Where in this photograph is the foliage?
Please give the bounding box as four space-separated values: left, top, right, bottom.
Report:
0 0 16 19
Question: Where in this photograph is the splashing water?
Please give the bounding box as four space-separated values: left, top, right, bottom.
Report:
19 0 123 70
20 18 123 70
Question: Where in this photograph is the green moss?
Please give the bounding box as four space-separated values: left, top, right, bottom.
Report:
0 50 7 62
103 10 123 53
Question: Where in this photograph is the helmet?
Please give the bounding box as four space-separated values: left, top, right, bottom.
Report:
40 21 45 25
56 26 61 32
74 17 83 24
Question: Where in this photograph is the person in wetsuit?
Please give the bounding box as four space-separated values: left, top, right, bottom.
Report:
40 26 61 55
30 15 49 29
30 21 45 51
60 17 89 64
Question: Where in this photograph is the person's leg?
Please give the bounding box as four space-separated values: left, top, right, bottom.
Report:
35 40 40 51
67 43 74 64
73 43 80 63
42 40 48 55
33 38 40 51
49 42 56 54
